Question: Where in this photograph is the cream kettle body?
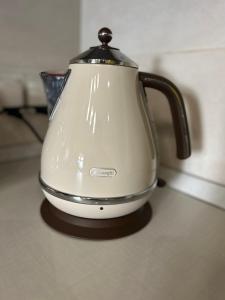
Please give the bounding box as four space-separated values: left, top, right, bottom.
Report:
40 28 191 219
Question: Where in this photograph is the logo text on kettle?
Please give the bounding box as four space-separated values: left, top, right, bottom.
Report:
90 168 117 177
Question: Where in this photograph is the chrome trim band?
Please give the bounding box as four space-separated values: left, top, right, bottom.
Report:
71 59 138 69
39 177 157 205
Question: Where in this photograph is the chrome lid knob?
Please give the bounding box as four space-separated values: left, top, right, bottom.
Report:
98 27 112 45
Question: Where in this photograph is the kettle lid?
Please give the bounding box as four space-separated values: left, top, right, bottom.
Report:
70 27 138 68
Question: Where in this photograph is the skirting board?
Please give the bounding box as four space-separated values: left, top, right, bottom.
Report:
159 166 225 210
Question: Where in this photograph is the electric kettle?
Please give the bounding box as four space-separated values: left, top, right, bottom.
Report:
40 27 191 219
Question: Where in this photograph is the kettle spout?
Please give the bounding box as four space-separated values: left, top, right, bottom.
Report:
40 69 71 116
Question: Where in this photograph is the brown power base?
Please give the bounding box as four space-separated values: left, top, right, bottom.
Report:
40 199 152 240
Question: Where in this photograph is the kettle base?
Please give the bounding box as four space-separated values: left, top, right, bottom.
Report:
40 179 157 219
43 190 152 219
40 199 152 240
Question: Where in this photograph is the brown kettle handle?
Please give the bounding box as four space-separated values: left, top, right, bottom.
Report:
139 72 191 159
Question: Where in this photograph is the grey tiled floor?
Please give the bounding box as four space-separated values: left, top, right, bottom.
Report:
0 158 225 300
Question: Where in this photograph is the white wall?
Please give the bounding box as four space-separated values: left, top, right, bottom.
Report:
0 0 80 106
0 0 79 71
81 0 225 186
0 0 80 158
